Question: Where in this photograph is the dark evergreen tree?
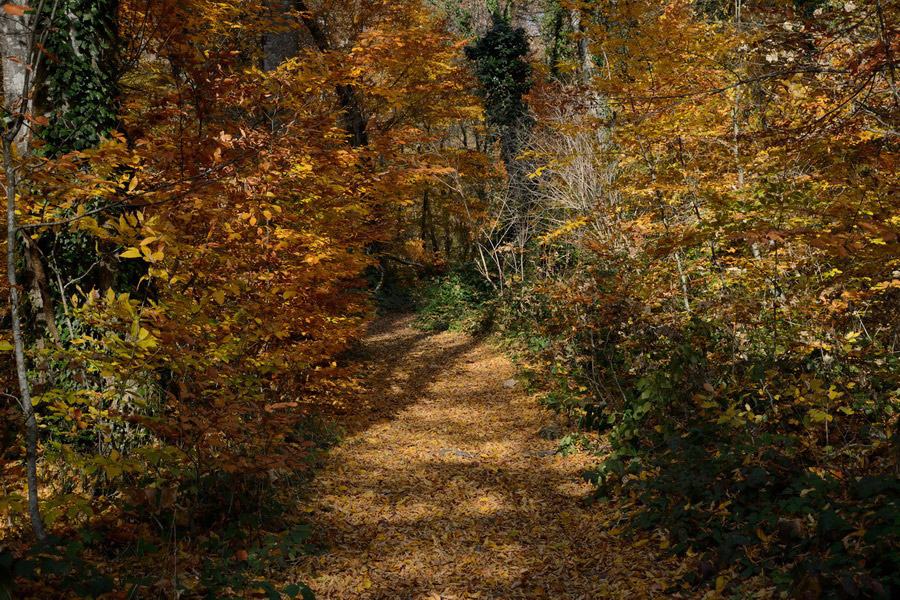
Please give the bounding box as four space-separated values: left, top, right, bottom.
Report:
464 12 533 159
465 13 536 248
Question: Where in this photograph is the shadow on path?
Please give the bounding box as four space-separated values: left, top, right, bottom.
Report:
296 314 680 600
336 314 485 436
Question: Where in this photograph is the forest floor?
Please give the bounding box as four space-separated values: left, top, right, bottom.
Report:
294 314 689 600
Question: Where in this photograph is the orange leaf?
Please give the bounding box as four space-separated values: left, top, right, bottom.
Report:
35 42 59 63
2 4 26 15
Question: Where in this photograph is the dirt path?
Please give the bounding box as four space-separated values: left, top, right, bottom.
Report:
295 314 680 600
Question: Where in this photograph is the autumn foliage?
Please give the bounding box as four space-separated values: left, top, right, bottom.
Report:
455 0 900 597
1 0 898 598
0 0 474 596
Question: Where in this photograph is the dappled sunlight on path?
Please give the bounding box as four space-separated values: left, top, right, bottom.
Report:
296 315 682 599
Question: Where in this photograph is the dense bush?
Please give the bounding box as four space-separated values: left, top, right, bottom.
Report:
415 267 496 333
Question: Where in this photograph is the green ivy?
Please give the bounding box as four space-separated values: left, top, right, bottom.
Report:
464 13 533 132
42 0 119 155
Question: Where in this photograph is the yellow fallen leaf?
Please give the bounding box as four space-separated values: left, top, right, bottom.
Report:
716 576 728 594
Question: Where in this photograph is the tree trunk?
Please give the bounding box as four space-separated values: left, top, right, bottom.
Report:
292 0 369 147
23 237 60 343
0 8 32 153
1 0 58 541
262 0 300 72
3 137 45 540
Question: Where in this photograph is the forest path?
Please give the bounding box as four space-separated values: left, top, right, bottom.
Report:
295 314 678 600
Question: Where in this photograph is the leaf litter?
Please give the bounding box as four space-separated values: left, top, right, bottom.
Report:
293 314 689 599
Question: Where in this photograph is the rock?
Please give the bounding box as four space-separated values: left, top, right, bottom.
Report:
539 425 562 440
436 449 475 458
503 378 517 388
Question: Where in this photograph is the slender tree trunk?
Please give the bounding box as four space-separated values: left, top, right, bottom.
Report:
1 0 50 541
420 188 439 253
3 137 45 540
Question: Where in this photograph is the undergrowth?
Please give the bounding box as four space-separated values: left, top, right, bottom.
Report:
413 268 899 599
1 413 342 599
413 266 496 334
